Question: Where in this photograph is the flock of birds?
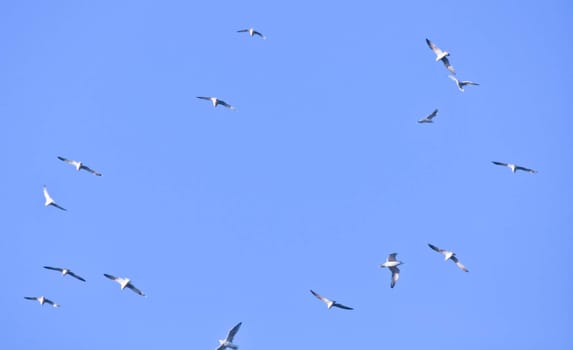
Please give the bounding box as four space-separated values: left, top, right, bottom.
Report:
25 29 539 348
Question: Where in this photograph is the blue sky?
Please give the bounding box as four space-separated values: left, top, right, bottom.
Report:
1 1 572 349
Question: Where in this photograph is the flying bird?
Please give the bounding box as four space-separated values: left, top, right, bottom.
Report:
57 156 102 176
426 38 455 74
24 296 60 307
197 97 236 110
43 266 86 282
43 186 66 211
418 108 438 123
237 28 266 39
310 289 353 310
380 253 403 288
428 244 469 272
491 161 537 174
104 274 146 296
215 322 242 350
448 75 479 92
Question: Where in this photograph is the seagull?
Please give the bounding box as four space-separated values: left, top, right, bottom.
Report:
426 38 455 74
103 274 146 296
43 266 86 282
491 161 537 174
216 322 242 350
310 290 353 310
43 186 67 211
448 75 479 92
237 28 266 39
428 244 469 272
24 296 60 307
196 97 236 110
57 156 102 176
380 253 403 288
418 108 438 123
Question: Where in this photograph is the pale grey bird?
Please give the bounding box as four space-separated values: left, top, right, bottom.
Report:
57 156 102 176
215 322 242 350
428 244 469 272
237 28 266 39
43 266 86 282
380 253 403 288
418 108 438 123
492 161 537 174
426 38 455 74
197 96 236 110
448 75 479 92
104 274 145 296
24 296 60 307
310 290 354 310
43 186 66 211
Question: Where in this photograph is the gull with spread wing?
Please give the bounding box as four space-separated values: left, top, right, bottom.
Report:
449 75 479 92
104 274 146 296
426 38 455 74
43 266 86 282
43 186 66 211
428 244 469 272
310 289 353 310
197 97 236 110
57 156 102 176
418 108 438 123
24 296 60 307
492 161 537 174
215 322 242 350
380 253 403 288
237 28 266 39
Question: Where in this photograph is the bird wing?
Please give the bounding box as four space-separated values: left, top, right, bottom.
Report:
310 289 331 304
43 266 63 272
389 266 400 288
24 296 38 301
463 81 480 86
428 243 443 253
492 161 508 167
237 29 249 33
333 302 354 310
441 57 455 74
426 38 443 56
50 202 67 211
450 256 469 272
215 344 226 350
44 298 59 307
427 109 438 120
68 271 86 282
43 186 52 201
387 253 398 261
218 100 236 110
104 273 120 282
516 165 537 173
57 156 76 165
253 30 266 39
80 164 102 176
197 96 211 101
127 283 146 296
226 322 242 342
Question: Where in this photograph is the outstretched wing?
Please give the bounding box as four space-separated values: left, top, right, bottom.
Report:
428 243 443 253
68 271 87 282
50 202 67 211
197 96 212 101
426 38 443 56
218 100 236 110
310 289 330 304
43 186 52 202
389 266 400 288
57 156 76 165
24 296 38 301
226 322 242 342
492 161 508 167
387 253 398 262
80 164 102 176
441 57 455 74
333 302 354 310
127 283 146 296
450 256 469 272
427 109 438 120
237 29 249 33
43 266 63 272
253 30 266 39
104 273 119 282
516 165 537 173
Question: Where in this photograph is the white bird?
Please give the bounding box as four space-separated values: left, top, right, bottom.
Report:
237 28 266 39
428 244 469 272
43 186 67 211
43 266 86 282
197 97 236 110
448 75 479 92
418 108 438 123
380 253 403 288
215 322 242 350
24 296 60 307
104 274 146 296
492 161 537 174
310 290 354 310
426 38 455 74
57 156 102 176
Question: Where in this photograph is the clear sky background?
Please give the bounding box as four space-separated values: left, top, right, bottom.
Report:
1 1 572 349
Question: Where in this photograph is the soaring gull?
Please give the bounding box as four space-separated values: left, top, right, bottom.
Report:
43 266 86 282
104 273 146 296
24 296 60 307
215 322 242 350
310 289 353 310
418 108 438 123
426 38 455 74
448 75 479 92
428 244 469 272
380 253 403 288
237 28 266 39
197 97 236 110
43 186 67 211
57 156 102 176
491 161 537 174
